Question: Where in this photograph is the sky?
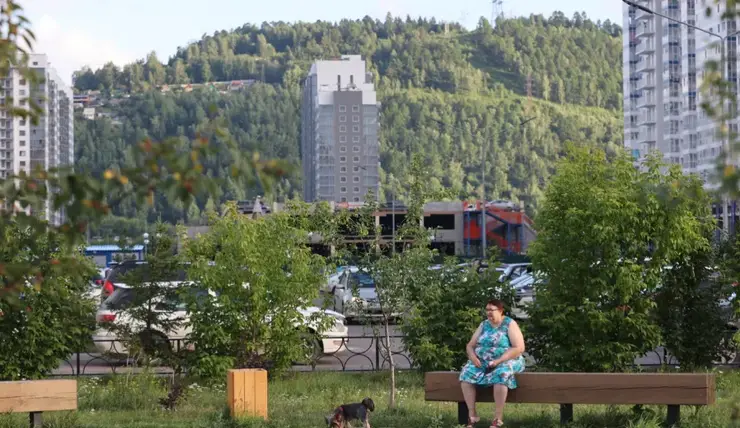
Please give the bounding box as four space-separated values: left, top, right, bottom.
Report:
23 0 622 87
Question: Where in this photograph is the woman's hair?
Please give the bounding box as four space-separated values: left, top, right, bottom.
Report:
486 299 505 312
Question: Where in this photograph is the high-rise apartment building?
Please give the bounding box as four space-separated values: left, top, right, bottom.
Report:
0 53 74 225
301 55 380 203
623 0 740 227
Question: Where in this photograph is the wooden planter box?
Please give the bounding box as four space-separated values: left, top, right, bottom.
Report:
226 369 268 420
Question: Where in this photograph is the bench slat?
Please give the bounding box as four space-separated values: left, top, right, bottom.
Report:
0 380 77 413
425 372 715 406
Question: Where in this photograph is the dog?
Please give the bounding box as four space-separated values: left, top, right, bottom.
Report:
325 397 375 428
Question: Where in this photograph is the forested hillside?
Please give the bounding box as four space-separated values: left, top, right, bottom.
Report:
72 12 623 231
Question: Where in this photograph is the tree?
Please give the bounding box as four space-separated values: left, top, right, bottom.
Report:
0 224 97 380
180 202 334 378
106 222 185 366
525 145 713 372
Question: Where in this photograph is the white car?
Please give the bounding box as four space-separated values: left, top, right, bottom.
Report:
328 266 404 321
93 262 348 357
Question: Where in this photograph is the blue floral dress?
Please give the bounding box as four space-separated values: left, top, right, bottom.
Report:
459 316 525 389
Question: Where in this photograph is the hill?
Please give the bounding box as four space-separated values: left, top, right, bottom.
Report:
71 12 624 232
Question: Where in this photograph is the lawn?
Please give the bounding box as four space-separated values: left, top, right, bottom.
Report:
1 370 738 427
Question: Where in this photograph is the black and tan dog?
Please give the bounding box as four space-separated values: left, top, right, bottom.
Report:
325 397 375 428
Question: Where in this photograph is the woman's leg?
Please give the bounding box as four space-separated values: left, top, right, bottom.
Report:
460 381 480 421
493 384 508 422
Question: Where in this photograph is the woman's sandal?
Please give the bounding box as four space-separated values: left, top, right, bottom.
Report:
466 416 481 427
489 419 504 427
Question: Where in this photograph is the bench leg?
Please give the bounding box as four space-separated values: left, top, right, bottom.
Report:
29 412 42 428
458 402 469 425
665 405 680 427
559 404 573 425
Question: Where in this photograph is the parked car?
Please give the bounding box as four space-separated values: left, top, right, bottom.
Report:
93 261 349 358
328 266 406 322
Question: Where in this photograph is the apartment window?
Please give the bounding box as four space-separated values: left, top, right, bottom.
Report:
353 197 360 202
340 166 347 173
339 125 346 132
19 120 25 126
353 146 360 153
352 125 360 132
339 105 346 112
19 130 25 136
19 140 25 146
353 187 360 193
340 187 347 193
339 115 347 122
339 135 347 143
19 151 25 156
353 176 360 183
352 105 360 112
340 156 346 163
340 176 347 183
18 79 25 85
340 146 347 153
353 136 360 143
353 115 360 122
19 161 25 166
341 197 347 202
353 156 360 163
19 90 25 96
353 166 360 173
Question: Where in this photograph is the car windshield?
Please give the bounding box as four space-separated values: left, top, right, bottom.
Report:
101 285 211 311
102 287 134 310
350 272 375 288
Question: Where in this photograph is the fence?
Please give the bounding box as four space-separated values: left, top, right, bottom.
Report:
53 334 412 377
52 333 740 377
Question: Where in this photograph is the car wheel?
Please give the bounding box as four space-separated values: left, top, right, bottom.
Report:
296 331 323 365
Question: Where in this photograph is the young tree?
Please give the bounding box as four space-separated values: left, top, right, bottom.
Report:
0 224 97 380
106 222 185 366
526 145 713 372
180 202 334 378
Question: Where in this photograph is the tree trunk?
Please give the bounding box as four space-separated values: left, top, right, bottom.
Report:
384 318 396 409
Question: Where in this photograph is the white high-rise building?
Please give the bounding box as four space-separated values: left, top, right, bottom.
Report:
0 53 74 225
623 0 739 228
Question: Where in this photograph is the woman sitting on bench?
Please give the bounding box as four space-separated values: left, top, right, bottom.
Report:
459 299 526 427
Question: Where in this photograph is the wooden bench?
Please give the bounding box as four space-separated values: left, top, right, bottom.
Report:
0 379 77 427
425 371 716 426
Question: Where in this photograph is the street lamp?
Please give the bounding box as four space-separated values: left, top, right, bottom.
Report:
622 0 740 231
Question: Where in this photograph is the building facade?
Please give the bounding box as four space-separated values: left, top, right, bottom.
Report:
301 55 380 203
623 0 740 228
0 53 74 225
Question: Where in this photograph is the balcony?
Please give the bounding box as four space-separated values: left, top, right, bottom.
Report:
637 95 656 109
636 58 655 73
636 40 656 55
636 22 655 38
638 127 657 144
638 112 657 126
637 77 655 91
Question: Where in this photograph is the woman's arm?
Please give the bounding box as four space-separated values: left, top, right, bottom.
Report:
466 323 484 367
492 319 526 365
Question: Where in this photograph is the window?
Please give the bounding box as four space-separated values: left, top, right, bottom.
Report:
19 79 25 85
340 146 347 152
353 156 360 163
340 187 347 193
19 90 25 96
352 136 361 143
353 197 360 202
19 161 25 166
19 140 25 146
340 166 347 173
340 115 347 122
19 130 25 136
353 146 360 153
339 105 346 112
339 125 346 132
341 197 347 202
353 115 360 122
339 135 347 143
353 187 360 193
353 166 360 173
353 176 360 183
19 120 25 126
352 125 360 132
340 156 346 163
340 176 347 183
19 151 25 156
352 105 360 112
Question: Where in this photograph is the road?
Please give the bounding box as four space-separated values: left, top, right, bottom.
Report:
53 324 685 376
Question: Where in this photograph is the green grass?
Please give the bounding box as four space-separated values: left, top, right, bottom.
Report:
1 370 738 427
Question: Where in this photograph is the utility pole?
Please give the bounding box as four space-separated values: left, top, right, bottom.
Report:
481 141 487 260
391 179 396 255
